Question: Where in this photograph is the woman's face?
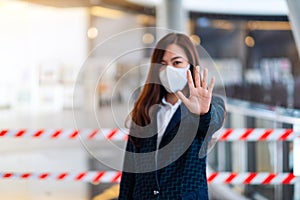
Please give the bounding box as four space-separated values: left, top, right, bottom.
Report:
159 44 189 69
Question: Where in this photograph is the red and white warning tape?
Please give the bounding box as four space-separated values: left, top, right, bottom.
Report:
0 128 298 141
0 171 122 184
0 129 128 141
207 172 298 185
216 128 297 141
0 171 298 184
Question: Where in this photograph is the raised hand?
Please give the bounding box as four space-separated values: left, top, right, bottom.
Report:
177 66 214 115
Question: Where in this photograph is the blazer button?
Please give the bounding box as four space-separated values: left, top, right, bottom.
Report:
153 190 160 195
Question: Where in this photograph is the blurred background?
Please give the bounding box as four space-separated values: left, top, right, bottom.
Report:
0 0 300 199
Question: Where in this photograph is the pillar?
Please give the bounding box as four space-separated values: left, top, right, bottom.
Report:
287 0 300 58
156 0 189 39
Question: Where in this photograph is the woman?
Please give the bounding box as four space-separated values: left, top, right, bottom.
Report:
119 33 226 200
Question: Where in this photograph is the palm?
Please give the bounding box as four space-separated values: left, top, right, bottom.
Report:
177 66 214 115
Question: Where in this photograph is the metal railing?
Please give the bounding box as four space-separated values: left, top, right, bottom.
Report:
209 98 300 200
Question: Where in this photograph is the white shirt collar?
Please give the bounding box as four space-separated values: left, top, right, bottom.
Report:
161 97 181 109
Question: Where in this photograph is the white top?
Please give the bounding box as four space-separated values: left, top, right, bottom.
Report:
156 97 182 149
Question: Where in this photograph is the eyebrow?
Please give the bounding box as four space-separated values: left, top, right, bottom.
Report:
171 56 184 61
161 56 184 63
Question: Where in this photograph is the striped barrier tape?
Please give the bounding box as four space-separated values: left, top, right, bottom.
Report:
207 172 298 185
0 171 298 184
216 128 296 141
0 171 122 184
0 128 298 141
0 129 128 140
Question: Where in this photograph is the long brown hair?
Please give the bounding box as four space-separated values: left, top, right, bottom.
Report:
131 33 200 127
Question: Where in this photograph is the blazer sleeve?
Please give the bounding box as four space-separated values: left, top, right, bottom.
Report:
197 95 226 157
118 136 136 200
206 95 226 135
195 95 226 137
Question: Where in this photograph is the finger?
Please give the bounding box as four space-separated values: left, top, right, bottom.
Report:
176 91 189 105
187 69 195 89
202 68 208 89
208 76 215 94
194 65 201 88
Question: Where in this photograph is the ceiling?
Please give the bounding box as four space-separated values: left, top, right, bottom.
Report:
22 0 289 16
23 0 146 12
24 0 91 7
128 0 289 16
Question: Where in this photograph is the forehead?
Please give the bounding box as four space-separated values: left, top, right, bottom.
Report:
163 44 187 60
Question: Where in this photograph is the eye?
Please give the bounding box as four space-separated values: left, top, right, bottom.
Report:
160 61 166 65
173 61 182 66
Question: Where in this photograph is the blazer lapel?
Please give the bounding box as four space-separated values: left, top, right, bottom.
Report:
159 104 191 148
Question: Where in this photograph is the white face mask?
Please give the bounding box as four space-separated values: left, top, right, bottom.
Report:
159 64 190 93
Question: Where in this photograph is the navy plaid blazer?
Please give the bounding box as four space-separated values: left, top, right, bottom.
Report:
119 96 225 200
